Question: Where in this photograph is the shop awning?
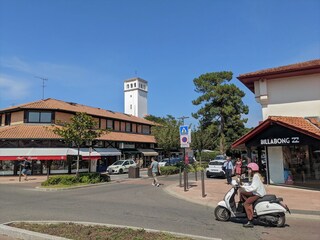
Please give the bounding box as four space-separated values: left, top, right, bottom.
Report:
0 148 74 161
79 148 121 160
0 147 122 161
120 149 140 154
137 149 159 156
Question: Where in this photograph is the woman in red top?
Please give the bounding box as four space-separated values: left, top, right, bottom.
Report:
234 157 242 177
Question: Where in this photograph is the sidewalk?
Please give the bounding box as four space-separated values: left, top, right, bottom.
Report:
164 177 320 218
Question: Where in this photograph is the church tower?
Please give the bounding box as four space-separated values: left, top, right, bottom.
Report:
124 77 148 118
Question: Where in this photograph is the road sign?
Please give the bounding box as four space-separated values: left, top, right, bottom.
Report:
180 135 190 148
179 125 189 136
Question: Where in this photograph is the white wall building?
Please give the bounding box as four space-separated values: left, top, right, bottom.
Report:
124 77 148 118
253 73 320 120
234 59 320 188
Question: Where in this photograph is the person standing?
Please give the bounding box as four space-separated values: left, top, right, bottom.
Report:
234 157 243 178
223 157 233 184
149 157 161 187
21 158 31 181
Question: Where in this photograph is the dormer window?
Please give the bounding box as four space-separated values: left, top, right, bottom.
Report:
27 111 52 123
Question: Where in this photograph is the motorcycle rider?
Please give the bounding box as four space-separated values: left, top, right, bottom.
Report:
240 162 266 228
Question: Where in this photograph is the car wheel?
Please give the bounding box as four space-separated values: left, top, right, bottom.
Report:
119 168 123 174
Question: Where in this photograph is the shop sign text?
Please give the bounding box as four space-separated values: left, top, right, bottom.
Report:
260 137 300 145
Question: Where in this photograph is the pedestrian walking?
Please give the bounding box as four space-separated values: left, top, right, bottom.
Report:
149 157 161 187
223 156 233 184
21 158 31 181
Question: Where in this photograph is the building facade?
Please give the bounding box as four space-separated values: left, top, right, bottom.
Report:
124 77 148 118
0 98 158 176
233 59 320 189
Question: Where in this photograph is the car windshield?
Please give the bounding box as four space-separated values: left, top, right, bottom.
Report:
209 161 224 166
214 155 225 160
112 161 124 166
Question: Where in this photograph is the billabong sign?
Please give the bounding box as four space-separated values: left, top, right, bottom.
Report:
260 137 300 145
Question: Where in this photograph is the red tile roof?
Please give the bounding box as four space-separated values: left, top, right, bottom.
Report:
232 116 320 148
237 59 320 92
0 124 156 143
0 98 156 126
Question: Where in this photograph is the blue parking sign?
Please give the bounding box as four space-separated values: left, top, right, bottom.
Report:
179 125 188 135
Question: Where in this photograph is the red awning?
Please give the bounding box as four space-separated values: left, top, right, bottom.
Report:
0 156 67 161
0 148 72 161
0 148 121 161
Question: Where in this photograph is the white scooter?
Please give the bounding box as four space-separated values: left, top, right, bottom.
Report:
215 179 290 227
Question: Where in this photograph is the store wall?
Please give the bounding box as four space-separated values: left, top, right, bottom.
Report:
11 111 24 125
56 112 73 123
268 146 285 184
254 73 320 120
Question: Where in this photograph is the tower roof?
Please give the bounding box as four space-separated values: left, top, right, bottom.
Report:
124 77 148 83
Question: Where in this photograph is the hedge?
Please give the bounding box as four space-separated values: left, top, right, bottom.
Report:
41 173 110 186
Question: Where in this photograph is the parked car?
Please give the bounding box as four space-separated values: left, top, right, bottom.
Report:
107 159 136 174
159 159 171 167
206 159 226 178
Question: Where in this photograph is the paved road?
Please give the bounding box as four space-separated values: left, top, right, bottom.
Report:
0 175 319 240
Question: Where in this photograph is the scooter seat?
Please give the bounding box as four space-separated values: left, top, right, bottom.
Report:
254 194 277 206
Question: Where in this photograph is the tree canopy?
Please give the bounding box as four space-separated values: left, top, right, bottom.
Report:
145 115 181 155
192 71 249 154
52 112 107 175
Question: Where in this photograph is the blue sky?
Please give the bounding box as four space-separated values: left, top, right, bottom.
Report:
0 0 319 128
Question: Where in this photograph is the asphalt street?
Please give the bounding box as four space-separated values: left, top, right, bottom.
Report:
0 174 319 240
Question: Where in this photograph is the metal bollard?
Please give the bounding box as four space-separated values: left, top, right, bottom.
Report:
201 170 206 198
179 167 182 187
19 164 22 182
184 168 187 192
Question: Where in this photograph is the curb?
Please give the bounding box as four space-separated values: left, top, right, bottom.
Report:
0 221 221 240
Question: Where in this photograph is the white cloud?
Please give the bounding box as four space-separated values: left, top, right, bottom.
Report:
0 75 31 100
0 56 88 85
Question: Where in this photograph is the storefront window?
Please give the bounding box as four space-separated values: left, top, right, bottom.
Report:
71 160 89 173
50 160 69 174
0 161 14 175
282 145 319 188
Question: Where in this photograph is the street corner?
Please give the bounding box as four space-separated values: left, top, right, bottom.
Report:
163 181 215 209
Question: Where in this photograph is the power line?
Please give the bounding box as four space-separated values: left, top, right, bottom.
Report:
35 76 48 100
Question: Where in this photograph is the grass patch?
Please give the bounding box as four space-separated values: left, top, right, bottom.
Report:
9 222 194 240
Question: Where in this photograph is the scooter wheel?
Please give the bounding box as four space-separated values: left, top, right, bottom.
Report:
276 213 286 227
214 206 231 221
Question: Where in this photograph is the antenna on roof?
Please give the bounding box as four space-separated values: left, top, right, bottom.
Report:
35 76 48 100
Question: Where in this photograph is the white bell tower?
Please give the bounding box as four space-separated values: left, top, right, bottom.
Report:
124 77 148 118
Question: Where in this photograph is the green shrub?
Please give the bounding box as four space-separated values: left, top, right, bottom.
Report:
41 173 110 187
160 166 180 175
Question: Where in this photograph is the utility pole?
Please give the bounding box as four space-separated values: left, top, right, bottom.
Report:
178 115 190 191
178 116 189 125
35 76 48 100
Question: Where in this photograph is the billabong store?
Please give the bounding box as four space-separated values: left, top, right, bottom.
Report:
232 116 320 189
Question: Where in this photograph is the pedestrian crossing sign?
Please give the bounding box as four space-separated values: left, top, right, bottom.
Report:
179 125 188 135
